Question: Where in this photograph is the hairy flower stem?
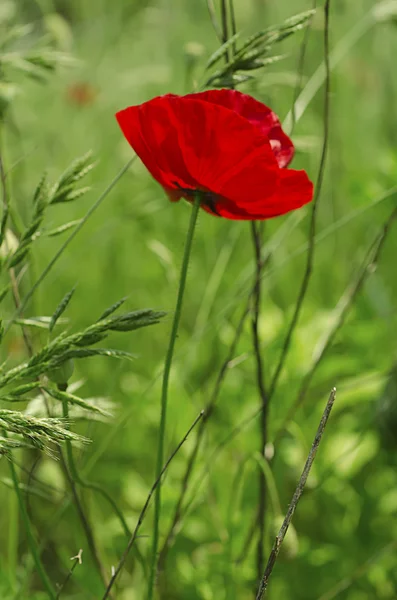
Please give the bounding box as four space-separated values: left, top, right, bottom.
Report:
250 222 269 582
147 194 201 600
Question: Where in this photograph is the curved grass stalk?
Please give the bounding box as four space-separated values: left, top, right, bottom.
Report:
102 411 204 600
147 193 201 600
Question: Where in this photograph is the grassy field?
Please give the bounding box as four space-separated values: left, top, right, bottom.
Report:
1 0 397 598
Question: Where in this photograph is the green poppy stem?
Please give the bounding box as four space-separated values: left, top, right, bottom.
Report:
148 193 201 600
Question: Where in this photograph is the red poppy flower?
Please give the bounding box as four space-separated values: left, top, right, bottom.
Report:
116 89 313 220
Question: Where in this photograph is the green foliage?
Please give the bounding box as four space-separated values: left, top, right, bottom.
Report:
0 306 164 388
0 0 76 117
0 409 86 454
0 293 164 464
1 1 397 599
49 287 76 332
48 152 94 205
203 9 314 88
2 153 95 272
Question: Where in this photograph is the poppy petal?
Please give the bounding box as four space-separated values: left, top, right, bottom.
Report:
118 95 280 200
213 169 313 220
116 100 199 192
273 168 314 215
184 89 294 168
166 96 279 195
116 92 313 221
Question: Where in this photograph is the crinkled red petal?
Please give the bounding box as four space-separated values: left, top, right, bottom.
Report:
116 102 198 192
116 95 280 211
182 89 294 168
116 92 312 221
206 169 313 220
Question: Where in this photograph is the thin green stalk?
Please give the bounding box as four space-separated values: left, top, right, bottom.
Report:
102 410 204 600
267 0 332 402
7 475 18 591
60 398 109 592
220 0 230 54
250 221 269 581
56 385 131 538
5 432 56 599
3 157 135 338
1 127 55 599
147 193 201 600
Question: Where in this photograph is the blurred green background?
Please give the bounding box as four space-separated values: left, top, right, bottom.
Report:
1 0 397 598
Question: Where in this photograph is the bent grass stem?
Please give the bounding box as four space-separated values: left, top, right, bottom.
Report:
147 194 201 599
103 410 204 600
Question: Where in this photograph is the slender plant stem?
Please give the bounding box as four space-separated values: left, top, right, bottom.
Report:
290 1 316 134
228 0 237 55
9 266 34 354
56 383 131 537
55 549 83 599
4 430 56 599
3 223 112 593
0 126 10 245
3 231 107 593
236 510 257 565
1 129 55 600
3 157 135 338
206 0 222 41
158 246 273 565
255 387 337 599
220 0 230 60
158 299 251 570
103 410 204 600
249 222 269 581
3 145 131 586
0 136 31 351
283 3 380 134
197 202 397 505
273 204 397 445
147 193 201 599
60 399 110 593
7 479 18 591
268 0 331 402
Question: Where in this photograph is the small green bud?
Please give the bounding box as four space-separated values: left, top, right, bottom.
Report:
46 359 74 385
